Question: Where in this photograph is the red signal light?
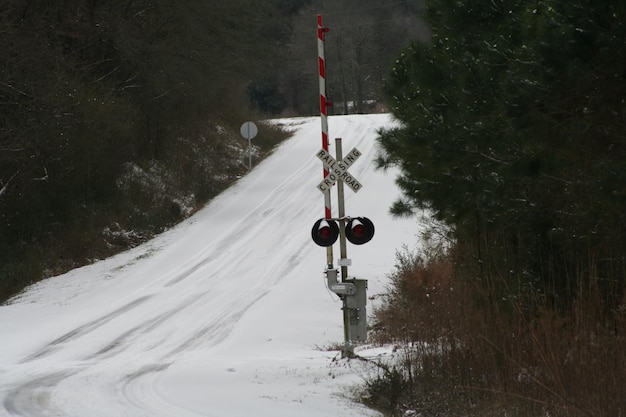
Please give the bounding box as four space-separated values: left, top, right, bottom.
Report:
351 224 367 238
346 217 375 245
311 219 339 247
319 226 333 239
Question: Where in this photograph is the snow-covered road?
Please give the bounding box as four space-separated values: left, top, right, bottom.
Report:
0 114 420 417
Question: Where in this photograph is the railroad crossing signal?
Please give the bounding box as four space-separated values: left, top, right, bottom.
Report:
316 148 362 193
311 218 339 247
345 217 375 245
312 135 372 357
311 217 374 247
311 144 374 248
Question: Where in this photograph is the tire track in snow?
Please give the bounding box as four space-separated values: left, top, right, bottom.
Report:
20 295 152 363
3 371 78 417
163 139 320 289
90 293 206 359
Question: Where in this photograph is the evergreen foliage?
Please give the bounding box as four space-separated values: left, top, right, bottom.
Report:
378 0 626 311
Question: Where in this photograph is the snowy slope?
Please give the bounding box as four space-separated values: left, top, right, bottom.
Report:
0 114 421 417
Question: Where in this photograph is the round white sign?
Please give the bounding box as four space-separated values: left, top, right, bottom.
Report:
240 121 258 140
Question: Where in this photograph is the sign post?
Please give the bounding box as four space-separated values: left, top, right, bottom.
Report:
335 139 352 354
240 121 258 171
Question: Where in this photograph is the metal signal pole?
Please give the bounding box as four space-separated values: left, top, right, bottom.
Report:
336 138 354 357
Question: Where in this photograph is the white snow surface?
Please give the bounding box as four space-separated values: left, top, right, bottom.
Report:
0 114 421 417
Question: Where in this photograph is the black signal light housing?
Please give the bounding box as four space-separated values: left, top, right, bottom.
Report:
345 217 375 245
311 218 340 247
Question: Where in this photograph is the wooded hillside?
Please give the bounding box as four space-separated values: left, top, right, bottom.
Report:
0 0 301 298
0 1 424 300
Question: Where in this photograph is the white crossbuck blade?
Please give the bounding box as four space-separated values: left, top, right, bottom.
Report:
316 147 363 193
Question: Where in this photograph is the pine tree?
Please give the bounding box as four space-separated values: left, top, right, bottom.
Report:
379 0 626 309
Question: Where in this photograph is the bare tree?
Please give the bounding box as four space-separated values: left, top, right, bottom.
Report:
286 0 427 115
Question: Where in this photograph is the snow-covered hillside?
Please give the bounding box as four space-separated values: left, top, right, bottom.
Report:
0 114 420 417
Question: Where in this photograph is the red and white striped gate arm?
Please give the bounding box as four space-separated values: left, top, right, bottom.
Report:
317 14 330 218
317 14 333 267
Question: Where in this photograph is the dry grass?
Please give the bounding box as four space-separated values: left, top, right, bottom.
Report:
366 246 626 417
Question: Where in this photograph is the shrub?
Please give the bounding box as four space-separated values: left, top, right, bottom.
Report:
367 244 626 417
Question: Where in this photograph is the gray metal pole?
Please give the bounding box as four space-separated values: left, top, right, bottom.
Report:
248 138 252 171
336 138 348 280
335 138 353 358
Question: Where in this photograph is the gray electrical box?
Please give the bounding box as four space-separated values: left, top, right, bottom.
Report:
345 278 367 342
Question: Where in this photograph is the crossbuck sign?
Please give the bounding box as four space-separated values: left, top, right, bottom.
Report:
316 147 362 193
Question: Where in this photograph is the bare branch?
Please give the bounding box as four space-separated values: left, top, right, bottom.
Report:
33 164 49 182
0 81 31 99
0 171 20 198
